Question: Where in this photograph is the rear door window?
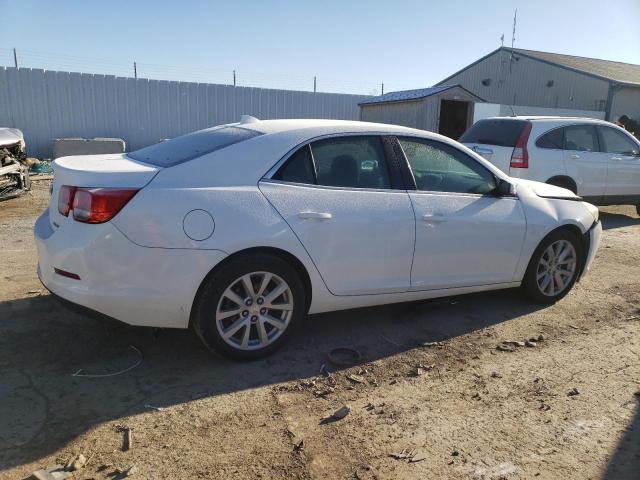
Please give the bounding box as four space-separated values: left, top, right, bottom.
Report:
311 136 391 189
459 119 528 147
273 145 316 184
128 126 262 167
563 125 599 152
536 128 564 149
273 136 394 189
598 126 640 155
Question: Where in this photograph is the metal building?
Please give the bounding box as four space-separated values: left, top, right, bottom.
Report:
435 47 640 122
358 85 483 139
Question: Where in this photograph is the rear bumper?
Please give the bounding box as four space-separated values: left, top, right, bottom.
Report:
34 210 227 328
581 220 602 277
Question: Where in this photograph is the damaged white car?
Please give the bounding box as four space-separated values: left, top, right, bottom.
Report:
35 118 602 360
0 128 31 201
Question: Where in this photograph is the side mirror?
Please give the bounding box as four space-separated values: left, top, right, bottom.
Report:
494 178 515 196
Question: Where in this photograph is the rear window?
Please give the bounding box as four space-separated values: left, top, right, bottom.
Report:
128 126 262 167
459 119 529 147
536 128 564 149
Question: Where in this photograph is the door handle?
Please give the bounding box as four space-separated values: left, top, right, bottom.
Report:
422 213 446 223
569 154 580 159
298 211 332 220
610 156 623 162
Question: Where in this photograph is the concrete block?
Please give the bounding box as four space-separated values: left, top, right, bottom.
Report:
52 137 126 158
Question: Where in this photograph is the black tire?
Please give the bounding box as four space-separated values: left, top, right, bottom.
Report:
522 228 584 304
547 178 576 194
636 204 640 217
191 253 306 360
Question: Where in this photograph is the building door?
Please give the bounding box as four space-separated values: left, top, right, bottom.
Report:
438 100 470 139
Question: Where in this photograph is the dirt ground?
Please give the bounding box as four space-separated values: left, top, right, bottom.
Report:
0 180 638 480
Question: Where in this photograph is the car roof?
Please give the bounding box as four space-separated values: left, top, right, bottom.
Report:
480 115 610 124
237 118 429 137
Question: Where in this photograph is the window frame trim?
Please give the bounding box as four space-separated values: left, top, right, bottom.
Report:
263 132 404 191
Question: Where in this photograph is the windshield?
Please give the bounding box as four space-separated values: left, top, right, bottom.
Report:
128 126 262 167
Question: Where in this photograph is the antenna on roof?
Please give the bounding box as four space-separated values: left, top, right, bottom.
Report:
509 9 517 73
500 34 504 47
511 9 517 49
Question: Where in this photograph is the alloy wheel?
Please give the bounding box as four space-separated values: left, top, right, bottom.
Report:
535 239 577 296
215 271 294 351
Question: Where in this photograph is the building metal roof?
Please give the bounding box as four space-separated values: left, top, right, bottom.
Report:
510 48 640 86
437 47 640 87
358 84 484 106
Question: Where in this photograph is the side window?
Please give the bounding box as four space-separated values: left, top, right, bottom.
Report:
563 125 598 152
310 136 391 189
273 145 315 184
599 127 640 155
399 138 497 195
536 128 564 149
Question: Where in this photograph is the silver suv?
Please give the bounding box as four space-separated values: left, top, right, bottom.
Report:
460 116 640 213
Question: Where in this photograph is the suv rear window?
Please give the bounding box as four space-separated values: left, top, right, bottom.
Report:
128 126 262 167
459 119 529 147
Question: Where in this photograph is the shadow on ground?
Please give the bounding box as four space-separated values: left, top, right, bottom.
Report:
600 211 640 230
0 289 542 470
603 398 640 480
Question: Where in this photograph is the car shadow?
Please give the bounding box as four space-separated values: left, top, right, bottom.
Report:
0 289 543 471
600 211 640 230
602 396 639 480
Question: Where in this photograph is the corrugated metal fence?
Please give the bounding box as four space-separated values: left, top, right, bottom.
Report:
0 67 370 158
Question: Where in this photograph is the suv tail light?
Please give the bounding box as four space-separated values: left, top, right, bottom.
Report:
57 185 139 223
510 122 533 168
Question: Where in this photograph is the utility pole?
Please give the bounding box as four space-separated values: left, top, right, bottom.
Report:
13 48 17 68
233 70 236 86
313 76 316 93
381 83 384 95
133 61 137 79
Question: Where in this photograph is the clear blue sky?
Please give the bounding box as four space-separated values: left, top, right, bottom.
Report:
1 0 638 94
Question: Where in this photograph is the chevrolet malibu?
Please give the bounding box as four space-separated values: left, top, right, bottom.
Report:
35 118 602 359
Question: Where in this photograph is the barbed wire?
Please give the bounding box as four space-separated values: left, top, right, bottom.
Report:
0 47 409 96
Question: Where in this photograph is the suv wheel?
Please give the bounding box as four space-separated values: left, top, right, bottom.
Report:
547 178 576 194
522 229 583 304
192 253 306 360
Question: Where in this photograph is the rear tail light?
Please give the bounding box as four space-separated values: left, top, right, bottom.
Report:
510 122 533 168
57 185 76 216
57 185 138 223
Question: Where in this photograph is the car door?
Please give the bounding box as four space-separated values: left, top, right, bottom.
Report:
259 135 415 296
597 125 640 199
561 124 607 200
396 137 526 291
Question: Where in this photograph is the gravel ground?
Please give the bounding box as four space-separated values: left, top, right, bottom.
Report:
0 181 638 479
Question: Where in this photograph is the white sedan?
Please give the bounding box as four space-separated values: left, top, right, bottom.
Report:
35 117 602 359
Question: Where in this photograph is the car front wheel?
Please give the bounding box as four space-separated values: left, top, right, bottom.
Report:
192 253 306 360
522 229 583 303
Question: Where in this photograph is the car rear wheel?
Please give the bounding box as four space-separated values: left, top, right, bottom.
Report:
522 229 583 303
636 204 640 216
192 253 306 360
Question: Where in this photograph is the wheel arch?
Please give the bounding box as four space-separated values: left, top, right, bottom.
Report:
531 223 589 280
546 175 577 194
190 246 313 326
